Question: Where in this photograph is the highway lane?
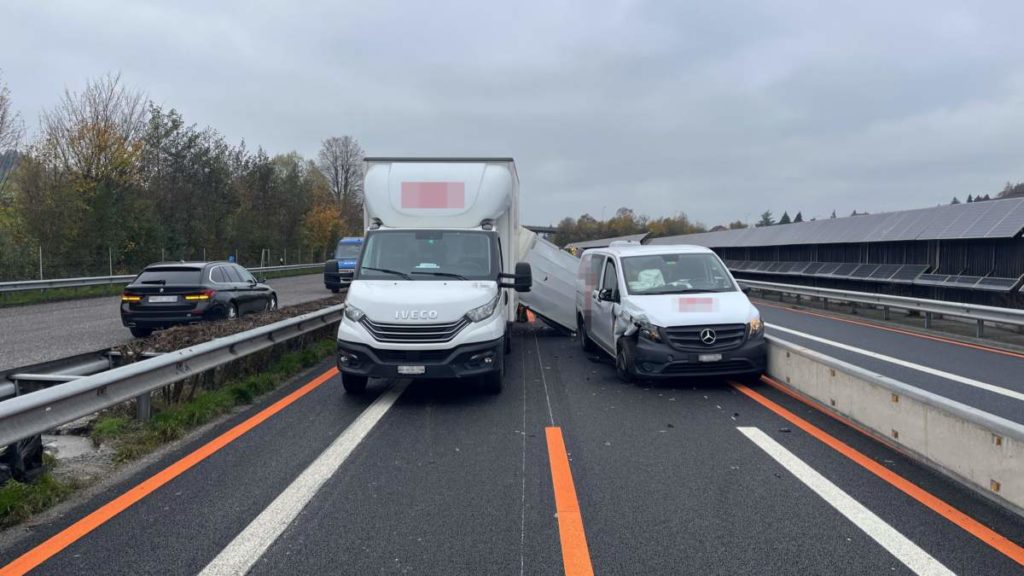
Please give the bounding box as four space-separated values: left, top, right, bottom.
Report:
758 301 1024 425
0 274 330 372
2 324 1021 575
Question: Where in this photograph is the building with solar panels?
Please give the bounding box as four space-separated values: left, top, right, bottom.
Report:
646 197 1024 307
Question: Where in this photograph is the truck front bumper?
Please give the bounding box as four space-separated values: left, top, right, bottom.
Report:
336 337 503 379
633 335 766 379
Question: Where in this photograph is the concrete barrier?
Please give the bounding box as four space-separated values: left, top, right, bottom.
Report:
766 335 1024 515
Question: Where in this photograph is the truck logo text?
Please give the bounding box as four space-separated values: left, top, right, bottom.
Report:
395 310 439 320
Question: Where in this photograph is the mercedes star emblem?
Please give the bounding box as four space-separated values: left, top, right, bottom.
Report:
699 328 717 345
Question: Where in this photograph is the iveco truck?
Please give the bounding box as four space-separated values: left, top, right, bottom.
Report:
336 158 533 394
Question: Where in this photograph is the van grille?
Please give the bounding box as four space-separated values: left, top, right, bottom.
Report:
360 317 469 343
663 324 747 352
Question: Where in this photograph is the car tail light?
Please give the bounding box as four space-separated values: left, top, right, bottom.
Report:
121 293 142 302
185 290 216 301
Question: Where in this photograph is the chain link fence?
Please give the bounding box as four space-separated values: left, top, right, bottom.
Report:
0 245 333 282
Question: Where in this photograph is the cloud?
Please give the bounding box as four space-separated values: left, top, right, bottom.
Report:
3 0 1024 225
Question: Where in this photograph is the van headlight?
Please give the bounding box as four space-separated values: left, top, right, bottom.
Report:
747 317 764 338
465 292 500 323
344 304 366 322
637 320 662 342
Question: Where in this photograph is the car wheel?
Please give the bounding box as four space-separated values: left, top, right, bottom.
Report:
577 316 596 353
616 339 638 384
330 288 340 294
129 327 152 338
227 303 239 320
266 295 278 312
342 374 368 394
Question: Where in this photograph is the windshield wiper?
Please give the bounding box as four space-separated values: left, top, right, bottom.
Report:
652 288 728 295
360 266 412 280
410 271 468 280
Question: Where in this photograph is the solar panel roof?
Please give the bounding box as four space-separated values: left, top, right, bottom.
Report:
646 197 1024 248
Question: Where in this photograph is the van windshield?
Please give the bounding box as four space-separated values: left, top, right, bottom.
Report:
621 253 736 295
358 230 496 281
334 242 362 259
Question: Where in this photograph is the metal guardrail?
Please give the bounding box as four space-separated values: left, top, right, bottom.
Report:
0 263 323 294
740 279 1024 338
0 304 344 447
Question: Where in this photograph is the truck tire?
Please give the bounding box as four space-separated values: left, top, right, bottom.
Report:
616 339 638 384
330 288 340 294
577 316 597 353
480 352 504 394
504 326 512 354
342 374 368 394
130 327 153 338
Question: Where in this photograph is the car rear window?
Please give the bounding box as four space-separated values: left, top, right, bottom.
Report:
135 268 202 285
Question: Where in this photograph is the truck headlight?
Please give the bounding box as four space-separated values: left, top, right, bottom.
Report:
344 304 366 322
747 317 764 338
637 320 662 342
465 292 500 323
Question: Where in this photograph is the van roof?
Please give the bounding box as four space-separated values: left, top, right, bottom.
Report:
587 244 715 258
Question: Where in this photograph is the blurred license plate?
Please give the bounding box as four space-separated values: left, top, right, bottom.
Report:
698 354 722 363
148 296 177 303
398 365 425 375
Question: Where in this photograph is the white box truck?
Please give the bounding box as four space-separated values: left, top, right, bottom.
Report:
336 158 533 394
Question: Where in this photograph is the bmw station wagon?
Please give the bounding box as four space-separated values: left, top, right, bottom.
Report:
120 261 278 337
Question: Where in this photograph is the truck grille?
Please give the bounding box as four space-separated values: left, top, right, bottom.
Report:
663 324 747 352
360 317 469 344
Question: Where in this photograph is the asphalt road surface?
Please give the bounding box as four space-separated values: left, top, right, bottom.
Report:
757 300 1024 425
0 274 330 372
2 323 1021 575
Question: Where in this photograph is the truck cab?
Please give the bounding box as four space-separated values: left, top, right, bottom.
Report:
324 236 363 293
576 244 766 383
337 158 531 394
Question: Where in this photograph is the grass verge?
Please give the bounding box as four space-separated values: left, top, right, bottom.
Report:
0 338 336 529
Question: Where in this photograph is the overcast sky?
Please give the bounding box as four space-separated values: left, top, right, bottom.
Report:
4 1 1024 226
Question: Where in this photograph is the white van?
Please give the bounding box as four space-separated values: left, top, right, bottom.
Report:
575 244 766 382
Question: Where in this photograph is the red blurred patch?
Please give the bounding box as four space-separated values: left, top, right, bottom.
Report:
678 297 716 313
401 182 465 209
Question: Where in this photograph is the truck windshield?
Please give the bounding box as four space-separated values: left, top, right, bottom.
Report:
621 253 736 295
335 243 362 259
358 230 496 281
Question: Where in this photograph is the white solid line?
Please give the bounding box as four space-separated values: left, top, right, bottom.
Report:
533 332 555 426
767 323 1024 403
737 427 955 576
199 380 409 576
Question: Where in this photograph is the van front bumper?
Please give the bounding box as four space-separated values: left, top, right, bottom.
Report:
633 335 766 379
336 337 503 379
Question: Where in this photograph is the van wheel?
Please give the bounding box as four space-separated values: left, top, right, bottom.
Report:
504 326 512 354
480 353 504 394
342 374 368 394
227 303 239 320
577 316 597 353
616 339 638 384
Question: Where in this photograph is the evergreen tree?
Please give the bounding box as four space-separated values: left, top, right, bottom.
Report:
778 211 792 225
793 212 803 223
966 195 973 203
830 210 837 219
951 197 960 205
756 211 775 227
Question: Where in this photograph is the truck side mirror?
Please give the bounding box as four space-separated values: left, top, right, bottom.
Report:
500 262 533 292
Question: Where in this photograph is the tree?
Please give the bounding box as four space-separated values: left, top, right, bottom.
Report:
756 211 775 227
778 211 792 225
316 136 365 235
830 210 837 219
951 197 960 205
727 220 747 229
966 195 974 203
793 211 803 223
0 71 24 194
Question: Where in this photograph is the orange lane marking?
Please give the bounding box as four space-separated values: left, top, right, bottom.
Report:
757 300 1024 361
545 427 595 576
732 380 1024 568
0 367 339 576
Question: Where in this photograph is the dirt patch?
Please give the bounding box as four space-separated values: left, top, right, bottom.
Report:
114 294 345 358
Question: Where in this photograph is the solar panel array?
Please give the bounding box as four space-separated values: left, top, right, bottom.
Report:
648 197 1024 248
724 260 1024 292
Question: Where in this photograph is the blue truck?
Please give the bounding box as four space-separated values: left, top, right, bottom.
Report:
323 237 364 293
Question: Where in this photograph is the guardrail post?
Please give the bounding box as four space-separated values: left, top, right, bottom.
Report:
822 297 828 310
976 320 985 339
924 312 933 329
136 392 151 421
883 306 890 320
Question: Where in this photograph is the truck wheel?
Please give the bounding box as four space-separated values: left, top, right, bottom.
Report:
330 288 340 294
342 374 368 394
480 353 504 394
616 339 638 384
130 327 152 338
577 316 597 353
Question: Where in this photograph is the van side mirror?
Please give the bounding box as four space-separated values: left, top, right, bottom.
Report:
500 262 532 293
597 288 618 302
